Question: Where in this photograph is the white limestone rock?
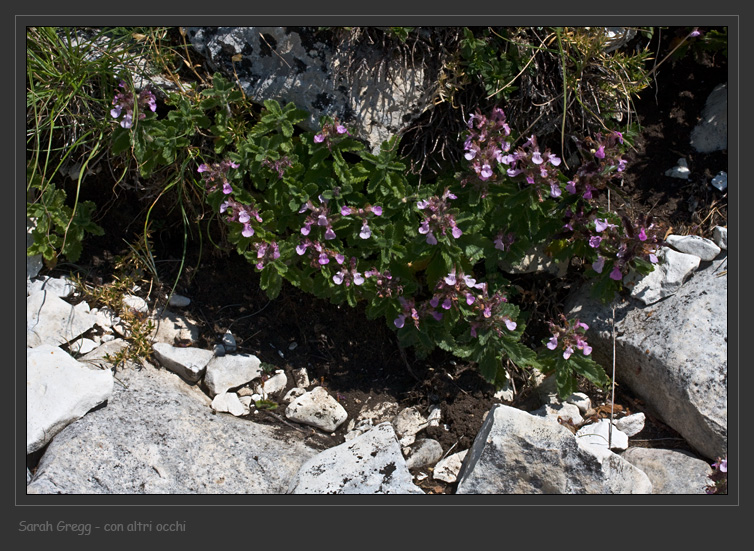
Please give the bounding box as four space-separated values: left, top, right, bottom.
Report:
152 342 214 384
27 275 76 298
404 438 444 469
614 412 646 437
392 406 428 441
621 447 713 494
204 353 263 397
566 392 592 414
576 419 629 452
665 234 721 261
285 386 348 432
455 405 652 494
712 226 727 250
288 422 424 494
27 361 319 494
27 291 99 348
432 450 468 484
211 392 250 417
627 246 700 305
122 294 149 314
27 345 114 454
253 370 288 397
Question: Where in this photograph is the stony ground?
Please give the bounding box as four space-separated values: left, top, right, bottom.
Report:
49 27 727 494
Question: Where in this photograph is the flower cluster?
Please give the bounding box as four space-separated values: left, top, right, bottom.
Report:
333 257 365 287
340 204 382 239
296 238 344 267
501 135 563 200
545 315 592 360
110 80 157 129
463 107 512 182
300 196 337 240
566 131 627 201
417 188 462 245
219 197 263 238
198 159 240 194
607 214 662 281
363 268 403 299
314 117 349 149
706 456 728 494
262 156 292 179
494 230 515 252
253 241 280 270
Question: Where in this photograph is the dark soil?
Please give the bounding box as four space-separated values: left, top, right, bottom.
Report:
52 27 727 494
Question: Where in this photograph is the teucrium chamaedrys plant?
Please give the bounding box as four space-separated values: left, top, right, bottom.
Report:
107 70 660 398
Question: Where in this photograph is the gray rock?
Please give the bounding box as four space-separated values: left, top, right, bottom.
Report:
184 27 438 153
566 256 727 460
432 450 468 484
122 295 149 314
27 275 76 298
455 405 652 494
150 309 201 344
614 413 646 437
168 294 191 308
690 83 727 153
664 158 690 179
27 345 114 454
626 246 700 305
285 386 348 432
77 338 129 370
152 342 215 384
404 438 444 469
27 361 319 494
211 391 250 417
621 448 713 494
576 419 629 452
712 226 727 250
204 353 263 397
288 422 424 494
253 370 288 397
221 331 237 353
665 234 721 261
392 406 428 441
27 291 99 348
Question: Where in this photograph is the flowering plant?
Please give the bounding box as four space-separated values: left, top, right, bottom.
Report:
114 72 660 398
706 456 728 494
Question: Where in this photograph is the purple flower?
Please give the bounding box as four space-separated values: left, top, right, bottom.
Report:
371 205 382 216
592 256 605 274
451 225 463 239
324 227 336 240
566 181 577 194
394 315 405 328
504 318 517 331
549 182 562 198
638 227 648 241
222 182 233 194
649 252 658 264
595 146 605 159
609 265 623 280
589 236 602 249
359 221 372 239
340 205 352 216
241 224 254 238
314 134 325 143
547 336 558 350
